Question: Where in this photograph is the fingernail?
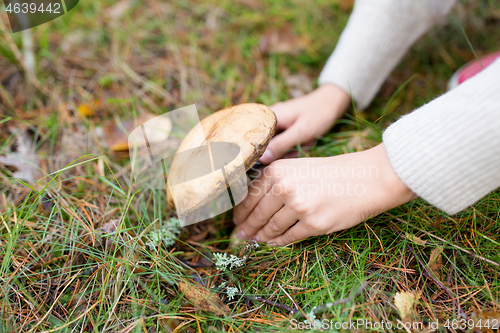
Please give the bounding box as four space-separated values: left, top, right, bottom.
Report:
237 229 247 239
250 235 260 242
268 242 277 246
260 149 274 163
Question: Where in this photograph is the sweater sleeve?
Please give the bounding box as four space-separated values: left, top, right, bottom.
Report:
318 0 456 109
383 58 500 215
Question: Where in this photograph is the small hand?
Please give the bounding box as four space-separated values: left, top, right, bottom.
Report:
234 144 415 246
259 84 350 164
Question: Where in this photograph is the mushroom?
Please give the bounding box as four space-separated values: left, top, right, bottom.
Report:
167 103 276 223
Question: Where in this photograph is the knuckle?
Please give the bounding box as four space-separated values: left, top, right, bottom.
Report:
291 197 309 215
252 207 265 223
304 219 322 233
267 218 281 233
274 178 294 196
265 162 279 176
242 197 253 209
282 232 295 245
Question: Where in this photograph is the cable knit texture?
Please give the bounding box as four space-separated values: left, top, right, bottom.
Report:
383 59 500 214
318 0 456 109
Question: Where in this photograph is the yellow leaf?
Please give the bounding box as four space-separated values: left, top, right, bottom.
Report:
405 232 427 246
394 291 421 322
77 104 94 117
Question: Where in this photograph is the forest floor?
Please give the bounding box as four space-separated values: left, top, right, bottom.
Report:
0 0 499 331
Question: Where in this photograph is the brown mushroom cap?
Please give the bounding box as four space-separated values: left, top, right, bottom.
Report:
167 103 276 216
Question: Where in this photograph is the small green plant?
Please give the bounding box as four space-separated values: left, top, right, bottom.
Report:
212 242 259 271
218 282 239 300
212 252 247 271
144 217 182 250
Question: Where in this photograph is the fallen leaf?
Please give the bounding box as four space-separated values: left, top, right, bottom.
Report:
339 0 354 12
161 317 183 333
77 104 92 117
77 99 101 118
394 291 421 323
285 73 312 98
427 246 443 280
470 307 500 333
178 280 230 316
104 112 172 152
54 123 107 172
106 0 131 22
0 127 40 182
405 232 427 246
346 127 378 152
259 24 304 55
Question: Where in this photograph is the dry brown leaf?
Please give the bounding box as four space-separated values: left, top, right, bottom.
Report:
0 127 40 182
427 246 443 280
104 112 172 152
339 0 354 12
405 232 427 246
394 291 421 323
259 24 304 55
285 73 312 98
161 317 183 333
470 308 500 333
346 127 378 152
178 280 230 316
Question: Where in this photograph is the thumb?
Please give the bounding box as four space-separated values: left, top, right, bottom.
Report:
259 122 305 164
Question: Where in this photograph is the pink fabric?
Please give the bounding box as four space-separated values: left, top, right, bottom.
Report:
458 51 500 84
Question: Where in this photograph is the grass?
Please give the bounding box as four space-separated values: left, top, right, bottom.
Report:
1 0 500 331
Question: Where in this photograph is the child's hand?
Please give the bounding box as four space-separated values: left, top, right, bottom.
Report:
234 144 415 246
259 84 350 164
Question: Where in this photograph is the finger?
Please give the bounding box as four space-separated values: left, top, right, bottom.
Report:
267 222 317 246
259 122 305 164
233 167 275 225
269 102 297 129
254 206 298 243
282 139 315 159
237 190 286 239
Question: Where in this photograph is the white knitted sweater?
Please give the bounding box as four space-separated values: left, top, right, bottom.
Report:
318 0 500 214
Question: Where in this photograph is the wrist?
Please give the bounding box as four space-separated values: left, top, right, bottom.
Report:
365 143 415 210
313 84 351 118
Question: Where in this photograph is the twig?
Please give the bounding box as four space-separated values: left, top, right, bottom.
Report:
391 223 468 320
394 217 499 268
176 254 213 268
240 294 298 314
278 283 300 310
